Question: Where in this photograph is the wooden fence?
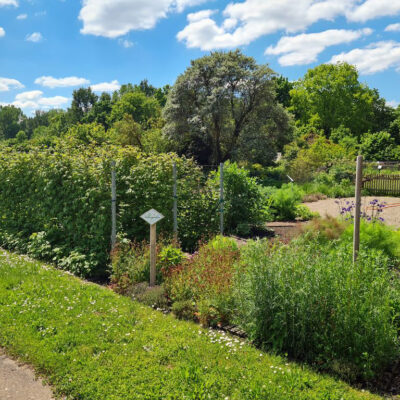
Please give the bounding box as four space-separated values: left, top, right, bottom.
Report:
363 174 400 196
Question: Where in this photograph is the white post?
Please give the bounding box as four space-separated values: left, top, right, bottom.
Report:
220 162 224 235
111 161 117 249
353 155 363 263
173 162 178 241
150 223 157 287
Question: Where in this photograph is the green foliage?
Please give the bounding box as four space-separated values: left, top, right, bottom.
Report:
0 250 379 400
360 131 399 161
158 244 184 276
341 220 400 261
0 143 217 277
0 105 24 139
15 130 27 142
209 162 267 234
65 122 110 144
290 63 384 137
269 183 304 221
164 50 292 165
235 238 400 380
164 239 240 326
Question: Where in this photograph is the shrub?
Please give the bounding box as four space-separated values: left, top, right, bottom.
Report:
302 216 349 242
164 238 240 326
135 285 168 309
208 162 267 234
269 183 303 221
0 143 218 278
158 244 184 277
235 238 400 380
171 300 197 321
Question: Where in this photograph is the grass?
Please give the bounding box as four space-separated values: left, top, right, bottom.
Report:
0 249 381 400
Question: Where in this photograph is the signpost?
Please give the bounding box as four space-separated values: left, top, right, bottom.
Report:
140 209 164 286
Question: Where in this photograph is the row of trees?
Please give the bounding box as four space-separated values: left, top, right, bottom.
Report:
1 50 400 164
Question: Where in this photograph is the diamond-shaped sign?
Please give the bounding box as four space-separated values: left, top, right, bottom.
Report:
140 209 164 225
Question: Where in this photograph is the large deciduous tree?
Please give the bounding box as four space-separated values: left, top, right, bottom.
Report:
0 105 24 139
290 63 392 138
163 50 292 165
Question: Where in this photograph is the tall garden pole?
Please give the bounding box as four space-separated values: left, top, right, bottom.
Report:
353 155 363 263
111 161 117 249
173 162 178 241
220 162 224 235
150 223 157 286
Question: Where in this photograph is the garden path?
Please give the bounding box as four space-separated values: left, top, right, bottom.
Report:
0 349 54 400
305 196 400 228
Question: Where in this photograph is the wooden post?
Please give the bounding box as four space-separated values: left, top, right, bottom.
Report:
219 162 224 236
111 161 117 249
353 155 363 263
173 162 178 241
150 223 157 287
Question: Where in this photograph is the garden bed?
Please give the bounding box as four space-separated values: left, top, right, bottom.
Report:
0 249 380 400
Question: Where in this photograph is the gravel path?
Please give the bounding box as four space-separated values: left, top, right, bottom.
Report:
305 196 400 228
0 350 54 400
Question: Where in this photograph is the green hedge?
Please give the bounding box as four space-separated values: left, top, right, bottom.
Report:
0 142 218 278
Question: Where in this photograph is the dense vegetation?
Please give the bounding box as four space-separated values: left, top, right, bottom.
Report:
0 249 381 399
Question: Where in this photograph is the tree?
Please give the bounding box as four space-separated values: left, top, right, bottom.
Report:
69 88 98 124
109 91 161 128
360 131 398 161
290 63 380 138
274 76 294 108
163 50 292 165
0 105 24 139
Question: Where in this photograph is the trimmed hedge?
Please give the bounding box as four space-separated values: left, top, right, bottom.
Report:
0 141 218 278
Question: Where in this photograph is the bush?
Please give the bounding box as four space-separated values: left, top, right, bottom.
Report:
164 238 240 326
208 162 267 234
269 183 303 221
0 142 218 278
235 238 400 380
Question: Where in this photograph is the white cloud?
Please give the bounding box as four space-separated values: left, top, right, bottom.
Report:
385 23 400 32
0 27 4 37
91 80 121 92
9 92 69 112
35 76 90 88
15 90 43 101
330 41 400 74
347 0 400 22
0 77 24 92
178 0 358 50
0 0 18 6
266 28 372 66
387 100 399 108
187 9 216 22
79 0 207 38
25 32 43 42
16 13 27 20
118 38 134 48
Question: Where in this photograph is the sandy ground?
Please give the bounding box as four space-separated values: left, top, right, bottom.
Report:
305 196 400 228
0 350 54 400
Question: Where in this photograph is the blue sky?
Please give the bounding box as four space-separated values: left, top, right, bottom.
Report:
1 0 400 115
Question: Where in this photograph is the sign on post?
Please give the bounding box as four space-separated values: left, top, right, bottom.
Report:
140 209 164 286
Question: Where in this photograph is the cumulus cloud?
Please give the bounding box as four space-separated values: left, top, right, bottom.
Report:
178 0 400 51
35 76 90 88
387 100 399 108
347 0 400 22
386 23 400 32
16 13 27 20
9 91 69 112
25 32 43 42
79 0 208 38
330 41 400 74
15 90 43 101
266 28 372 66
0 77 24 92
0 27 4 37
0 0 18 6
91 80 121 92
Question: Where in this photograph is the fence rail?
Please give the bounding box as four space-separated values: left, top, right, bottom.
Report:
363 174 400 195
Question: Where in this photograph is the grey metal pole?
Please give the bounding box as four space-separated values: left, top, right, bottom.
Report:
353 155 363 263
173 162 178 241
111 161 117 249
220 162 224 236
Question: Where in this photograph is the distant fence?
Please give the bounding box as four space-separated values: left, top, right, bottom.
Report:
363 174 400 196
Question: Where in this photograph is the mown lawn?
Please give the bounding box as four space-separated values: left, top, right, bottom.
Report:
0 249 381 400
